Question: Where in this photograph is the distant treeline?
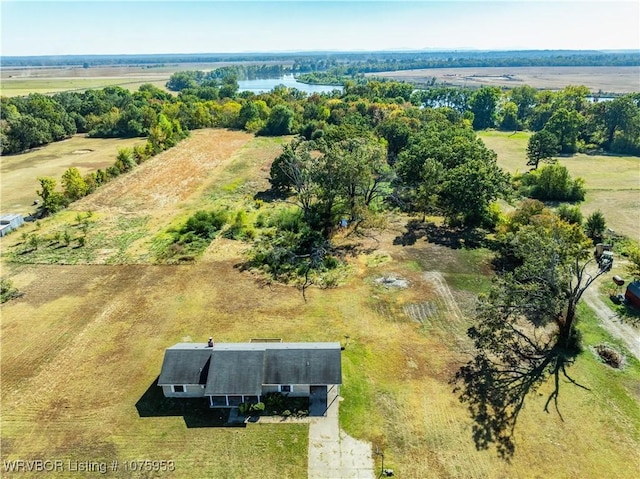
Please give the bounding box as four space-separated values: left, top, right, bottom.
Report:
4 50 639 69
2 75 639 159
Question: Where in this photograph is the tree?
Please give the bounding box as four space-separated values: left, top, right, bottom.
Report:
544 108 583 153
61 167 89 201
455 213 603 458
263 104 295 136
324 137 391 222
584 210 606 243
509 85 537 126
469 86 501 130
439 158 510 228
498 101 519 131
269 139 317 218
602 95 640 149
526 130 560 169
36 177 67 215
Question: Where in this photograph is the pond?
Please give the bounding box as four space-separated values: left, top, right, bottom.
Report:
237 75 342 95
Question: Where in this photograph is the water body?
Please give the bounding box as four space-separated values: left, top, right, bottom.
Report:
237 75 342 95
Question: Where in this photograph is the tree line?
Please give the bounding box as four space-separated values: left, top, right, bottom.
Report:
5 50 638 68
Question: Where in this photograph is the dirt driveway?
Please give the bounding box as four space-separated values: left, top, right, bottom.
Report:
583 286 640 361
308 386 375 479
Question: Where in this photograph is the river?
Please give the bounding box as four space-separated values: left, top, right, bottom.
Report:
237 75 342 94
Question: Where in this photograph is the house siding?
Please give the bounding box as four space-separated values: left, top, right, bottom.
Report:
262 384 311 397
161 384 205 398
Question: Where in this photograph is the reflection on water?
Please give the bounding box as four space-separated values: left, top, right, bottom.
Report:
237 75 342 94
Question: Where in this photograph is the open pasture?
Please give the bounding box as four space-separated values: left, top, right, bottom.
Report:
372 66 640 93
479 130 640 239
0 61 291 97
1 129 639 478
1 135 145 215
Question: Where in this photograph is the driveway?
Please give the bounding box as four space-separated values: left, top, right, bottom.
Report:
583 285 640 361
308 386 375 479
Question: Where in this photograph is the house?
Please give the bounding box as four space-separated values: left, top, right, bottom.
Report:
0 214 24 237
157 341 342 409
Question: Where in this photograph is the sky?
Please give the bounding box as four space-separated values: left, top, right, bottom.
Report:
1 1 639 56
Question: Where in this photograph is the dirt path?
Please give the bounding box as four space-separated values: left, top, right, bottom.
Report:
583 286 640 361
308 386 375 479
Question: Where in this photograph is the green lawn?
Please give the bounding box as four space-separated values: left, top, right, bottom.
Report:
479 130 640 239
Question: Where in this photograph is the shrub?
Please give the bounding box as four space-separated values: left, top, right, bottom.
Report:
224 210 255 240
585 210 606 243
181 210 227 240
519 163 585 202
556 204 583 225
263 392 288 414
1 279 21 304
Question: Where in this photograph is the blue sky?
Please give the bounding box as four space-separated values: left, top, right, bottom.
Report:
1 1 639 56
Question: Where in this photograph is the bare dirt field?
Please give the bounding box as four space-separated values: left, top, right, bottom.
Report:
1 129 639 478
1 135 146 215
372 66 640 93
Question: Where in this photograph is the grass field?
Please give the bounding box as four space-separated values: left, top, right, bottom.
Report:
373 66 640 93
0 78 170 96
1 129 639 478
1 135 146 215
0 62 290 97
479 130 640 239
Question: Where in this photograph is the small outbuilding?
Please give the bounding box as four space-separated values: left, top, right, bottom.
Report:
625 280 640 309
0 214 24 237
157 341 342 412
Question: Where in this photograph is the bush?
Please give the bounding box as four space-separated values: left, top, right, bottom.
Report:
585 210 606 243
519 163 585 202
1 279 21 304
181 210 227 240
263 392 288 414
556 204 583 225
224 210 255 240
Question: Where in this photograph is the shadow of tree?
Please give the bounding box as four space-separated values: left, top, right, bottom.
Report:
393 219 496 249
453 344 585 459
135 377 243 428
253 188 288 203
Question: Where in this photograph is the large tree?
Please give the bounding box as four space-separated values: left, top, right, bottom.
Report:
544 107 583 153
455 210 604 458
469 86 501 130
526 130 560 169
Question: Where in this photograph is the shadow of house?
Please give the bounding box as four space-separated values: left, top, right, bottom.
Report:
135 377 243 428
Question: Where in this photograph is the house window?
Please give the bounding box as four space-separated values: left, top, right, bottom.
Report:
172 385 185 393
279 385 292 393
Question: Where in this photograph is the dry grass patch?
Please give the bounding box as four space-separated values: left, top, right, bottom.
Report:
2 127 639 478
0 135 145 214
373 66 640 93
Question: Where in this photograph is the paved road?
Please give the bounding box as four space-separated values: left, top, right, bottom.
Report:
308 386 375 479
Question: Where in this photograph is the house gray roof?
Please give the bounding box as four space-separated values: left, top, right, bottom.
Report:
263 348 342 385
205 350 265 395
158 342 342 393
157 346 212 386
